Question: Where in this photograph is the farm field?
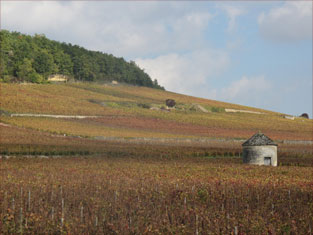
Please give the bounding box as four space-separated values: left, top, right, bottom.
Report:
1 83 312 143
0 157 312 234
0 82 312 234
1 82 312 159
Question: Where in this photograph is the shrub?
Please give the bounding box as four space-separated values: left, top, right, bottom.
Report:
138 103 151 109
211 107 225 113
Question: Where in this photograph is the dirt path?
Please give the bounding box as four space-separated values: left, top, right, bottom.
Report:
10 114 100 119
225 108 263 114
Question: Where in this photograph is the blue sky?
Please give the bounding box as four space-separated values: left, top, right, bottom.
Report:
1 1 312 117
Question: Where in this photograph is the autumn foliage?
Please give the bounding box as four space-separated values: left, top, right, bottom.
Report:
0 157 312 234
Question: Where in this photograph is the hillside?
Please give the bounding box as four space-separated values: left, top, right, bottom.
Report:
0 30 163 89
1 82 312 140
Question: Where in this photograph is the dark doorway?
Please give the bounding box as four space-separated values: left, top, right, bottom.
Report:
264 157 271 166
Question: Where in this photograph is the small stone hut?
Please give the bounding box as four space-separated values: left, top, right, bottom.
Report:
242 132 277 166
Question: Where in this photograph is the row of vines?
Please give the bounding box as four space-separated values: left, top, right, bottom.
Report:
1 157 312 234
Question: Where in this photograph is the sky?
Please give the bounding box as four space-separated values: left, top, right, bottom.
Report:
1 1 312 117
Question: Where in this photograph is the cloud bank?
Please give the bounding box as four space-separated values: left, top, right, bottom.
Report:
2 1 214 58
258 1 312 42
136 49 230 96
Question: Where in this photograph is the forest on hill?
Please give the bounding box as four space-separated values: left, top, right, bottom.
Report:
0 30 163 89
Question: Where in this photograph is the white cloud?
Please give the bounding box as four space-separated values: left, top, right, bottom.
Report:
185 11 213 29
218 76 272 106
136 49 230 96
1 2 83 32
258 1 312 42
1 2 214 58
219 4 245 33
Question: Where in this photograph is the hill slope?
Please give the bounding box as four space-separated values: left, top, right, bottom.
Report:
0 30 163 89
0 83 312 143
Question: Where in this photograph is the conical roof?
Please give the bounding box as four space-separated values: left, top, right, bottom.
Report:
242 132 277 146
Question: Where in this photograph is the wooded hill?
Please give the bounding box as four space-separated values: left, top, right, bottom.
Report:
0 30 163 89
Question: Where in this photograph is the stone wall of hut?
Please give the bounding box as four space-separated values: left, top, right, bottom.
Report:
242 145 277 166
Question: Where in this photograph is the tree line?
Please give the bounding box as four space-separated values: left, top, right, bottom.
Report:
0 30 163 89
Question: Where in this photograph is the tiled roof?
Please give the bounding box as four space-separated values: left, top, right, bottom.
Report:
242 132 277 146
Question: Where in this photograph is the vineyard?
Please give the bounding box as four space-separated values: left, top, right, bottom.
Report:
0 82 312 233
1 83 312 143
0 82 312 161
0 157 312 234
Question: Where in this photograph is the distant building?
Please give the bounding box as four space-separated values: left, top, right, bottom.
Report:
284 116 295 120
242 132 277 166
48 74 68 83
